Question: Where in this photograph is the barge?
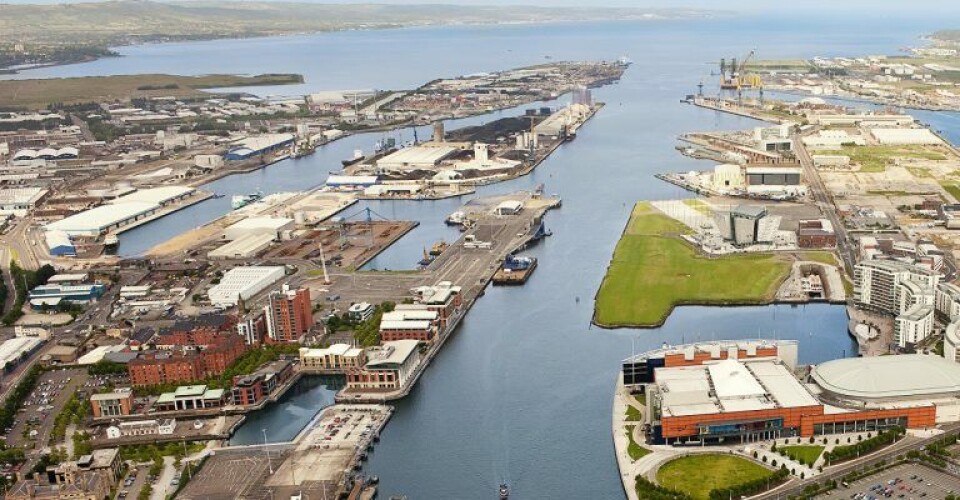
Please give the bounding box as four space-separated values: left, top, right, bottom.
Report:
492 254 538 285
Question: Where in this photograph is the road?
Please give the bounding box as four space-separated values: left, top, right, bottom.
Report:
793 134 855 276
756 425 960 499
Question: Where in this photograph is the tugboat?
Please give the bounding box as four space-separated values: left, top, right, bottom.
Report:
418 249 434 267
231 190 264 210
429 240 448 256
499 483 509 499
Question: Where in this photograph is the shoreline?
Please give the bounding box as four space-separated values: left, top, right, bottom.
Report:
0 15 707 76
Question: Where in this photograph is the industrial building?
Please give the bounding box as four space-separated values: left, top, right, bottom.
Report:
0 187 48 216
208 233 276 260
376 144 462 171
0 336 44 372
797 219 837 248
222 216 293 241
622 341 942 444
207 266 285 306
867 127 943 145
28 283 106 309
711 164 744 191
45 186 195 237
744 166 805 196
224 133 294 160
325 175 379 189
44 230 75 257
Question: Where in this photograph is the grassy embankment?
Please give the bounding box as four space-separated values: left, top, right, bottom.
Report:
594 203 794 328
830 145 947 173
0 73 303 109
656 454 775 500
780 445 824 466
624 425 650 461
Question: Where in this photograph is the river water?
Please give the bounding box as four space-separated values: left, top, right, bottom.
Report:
13 13 958 499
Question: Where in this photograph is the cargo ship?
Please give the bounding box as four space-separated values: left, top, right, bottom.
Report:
492 254 537 285
231 190 264 210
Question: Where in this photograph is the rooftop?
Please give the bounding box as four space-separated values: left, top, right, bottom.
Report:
813 354 960 400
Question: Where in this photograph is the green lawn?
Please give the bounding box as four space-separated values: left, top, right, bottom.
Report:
781 445 824 465
624 425 651 461
835 145 947 173
798 251 836 265
594 203 792 327
682 198 712 215
634 393 647 406
625 405 642 422
941 181 960 203
657 455 774 500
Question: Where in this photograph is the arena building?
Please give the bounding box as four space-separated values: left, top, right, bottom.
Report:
623 341 941 445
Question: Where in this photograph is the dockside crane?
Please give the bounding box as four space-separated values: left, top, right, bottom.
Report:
719 49 763 91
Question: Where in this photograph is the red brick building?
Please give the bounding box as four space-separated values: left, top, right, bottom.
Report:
127 318 248 386
264 285 312 343
797 219 837 249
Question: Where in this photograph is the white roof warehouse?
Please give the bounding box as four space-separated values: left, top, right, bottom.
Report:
45 186 195 237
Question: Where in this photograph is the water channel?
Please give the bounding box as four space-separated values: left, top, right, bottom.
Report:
9 12 957 498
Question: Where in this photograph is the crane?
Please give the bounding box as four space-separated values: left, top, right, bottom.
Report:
719 50 763 90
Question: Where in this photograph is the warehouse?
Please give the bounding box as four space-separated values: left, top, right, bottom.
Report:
376 145 461 171
44 230 75 256
745 166 804 195
207 266 285 306
28 283 106 309
224 133 294 160
868 127 943 145
0 187 49 216
45 187 196 237
208 233 276 260
222 217 293 241
325 175 379 189
0 336 44 372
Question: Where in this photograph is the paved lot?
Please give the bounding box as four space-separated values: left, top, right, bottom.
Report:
177 449 289 500
822 463 960 499
116 466 146 500
5 368 88 451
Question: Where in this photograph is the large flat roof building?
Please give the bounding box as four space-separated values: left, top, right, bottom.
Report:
45 187 195 236
207 266 285 306
625 341 941 444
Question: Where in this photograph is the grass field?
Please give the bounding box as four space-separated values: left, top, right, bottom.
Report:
624 425 651 461
656 454 774 500
0 73 303 109
798 251 836 265
594 203 793 327
941 181 960 203
836 145 947 173
625 405 641 422
781 445 824 465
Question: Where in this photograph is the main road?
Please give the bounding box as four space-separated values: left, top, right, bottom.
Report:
756 424 960 499
793 133 855 276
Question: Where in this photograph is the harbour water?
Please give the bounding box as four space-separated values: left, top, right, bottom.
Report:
12 13 957 499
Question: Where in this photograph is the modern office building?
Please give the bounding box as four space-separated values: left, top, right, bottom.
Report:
300 344 366 371
346 340 422 392
90 390 134 418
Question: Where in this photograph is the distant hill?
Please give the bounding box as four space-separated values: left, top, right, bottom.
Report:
0 1 720 45
932 30 960 42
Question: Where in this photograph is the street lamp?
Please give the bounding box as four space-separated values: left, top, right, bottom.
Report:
262 428 273 474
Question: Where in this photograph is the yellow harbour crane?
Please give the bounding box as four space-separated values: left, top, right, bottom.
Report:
719 50 763 90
